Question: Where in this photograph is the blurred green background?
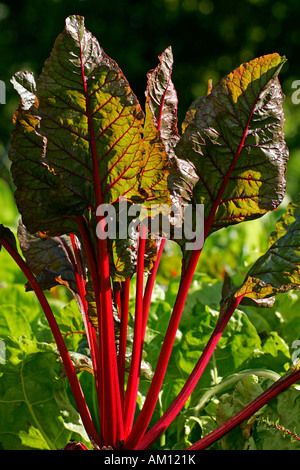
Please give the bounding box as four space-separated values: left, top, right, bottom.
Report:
0 0 299 281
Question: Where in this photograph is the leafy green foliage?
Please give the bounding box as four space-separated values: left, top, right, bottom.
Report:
0 200 300 449
0 337 90 450
129 272 300 450
0 14 299 450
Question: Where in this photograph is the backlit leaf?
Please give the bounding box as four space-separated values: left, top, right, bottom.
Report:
0 337 89 449
176 54 289 246
222 194 300 306
9 15 172 239
17 221 78 293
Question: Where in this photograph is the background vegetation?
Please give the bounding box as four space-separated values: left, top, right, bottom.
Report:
0 0 300 450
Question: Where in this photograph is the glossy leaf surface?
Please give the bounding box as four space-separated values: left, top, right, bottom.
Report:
9 15 171 239
176 54 289 242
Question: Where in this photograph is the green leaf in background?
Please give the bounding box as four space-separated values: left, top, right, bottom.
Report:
37 299 85 352
0 284 43 337
0 337 90 450
175 53 288 249
0 178 19 229
141 272 294 450
216 374 300 450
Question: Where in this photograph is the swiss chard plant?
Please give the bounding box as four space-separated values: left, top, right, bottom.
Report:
0 15 300 450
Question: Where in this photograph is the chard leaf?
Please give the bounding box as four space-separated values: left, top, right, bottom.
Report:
140 101 173 206
9 15 177 288
176 54 289 245
145 46 196 209
9 76 74 236
17 221 78 293
9 15 172 239
145 46 179 156
36 14 145 210
223 194 300 306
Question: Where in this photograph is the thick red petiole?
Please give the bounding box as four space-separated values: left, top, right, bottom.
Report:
123 224 148 436
118 277 130 409
143 238 166 322
69 233 100 389
124 246 202 449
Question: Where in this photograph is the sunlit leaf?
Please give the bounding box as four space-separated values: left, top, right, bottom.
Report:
176 54 288 249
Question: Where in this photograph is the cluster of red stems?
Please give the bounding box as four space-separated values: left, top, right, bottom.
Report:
2 205 300 450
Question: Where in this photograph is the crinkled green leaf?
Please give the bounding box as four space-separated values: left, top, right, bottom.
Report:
176 54 289 247
0 337 89 449
9 15 172 241
145 46 179 157
216 375 265 450
225 194 300 305
145 46 196 208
